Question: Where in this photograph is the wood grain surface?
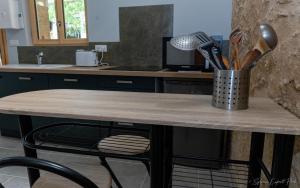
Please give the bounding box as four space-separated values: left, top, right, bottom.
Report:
0 89 298 135
0 65 213 79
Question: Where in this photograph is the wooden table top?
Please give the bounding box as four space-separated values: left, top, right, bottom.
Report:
0 65 213 79
0 89 298 135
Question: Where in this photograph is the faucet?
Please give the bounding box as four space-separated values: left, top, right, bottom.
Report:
36 52 44 65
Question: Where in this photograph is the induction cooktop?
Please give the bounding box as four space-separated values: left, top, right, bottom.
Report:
106 66 162 71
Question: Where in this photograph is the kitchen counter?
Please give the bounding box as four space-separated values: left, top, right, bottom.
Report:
0 64 213 79
0 89 298 135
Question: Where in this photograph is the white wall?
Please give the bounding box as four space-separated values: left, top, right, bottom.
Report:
6 0 32 64
5 0 232 64
87 0 232 42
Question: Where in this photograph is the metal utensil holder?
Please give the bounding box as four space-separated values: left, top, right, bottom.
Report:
212 69 250 110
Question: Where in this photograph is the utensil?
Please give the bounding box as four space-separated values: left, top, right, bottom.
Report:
232 33 243 69
241 24 278 70
197 47 219 70
229 28 244 70
229 28 240 69
195 32 219 68
195 32 227 70
222 56 230 70
170 32 226 70
170 34 199 51
212 47 227 70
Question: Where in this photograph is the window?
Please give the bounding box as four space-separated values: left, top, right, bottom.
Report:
29 0 88 45
0 30 8 65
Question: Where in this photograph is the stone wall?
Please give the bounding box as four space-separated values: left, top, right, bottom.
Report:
231 0 300 187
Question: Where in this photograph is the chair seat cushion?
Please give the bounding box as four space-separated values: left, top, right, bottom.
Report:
98 135 150 155
32 163 111 188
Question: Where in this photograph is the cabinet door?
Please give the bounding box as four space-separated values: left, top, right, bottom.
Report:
96 76 155 138
48 74 104 146
99 76 156 92
15 73 48 92
0 73 48 137
164 78 213 95
0 73 17 137
49 74 98 90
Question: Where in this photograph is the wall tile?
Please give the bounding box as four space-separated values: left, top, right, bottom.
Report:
17 5 174 68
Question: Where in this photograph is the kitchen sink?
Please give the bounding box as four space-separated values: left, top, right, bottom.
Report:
4 64 73 69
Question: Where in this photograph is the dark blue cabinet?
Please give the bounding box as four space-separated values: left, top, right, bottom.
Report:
47 74 107 145
0 73 14 97
47 74 155 143
0 73 156 142
48 74 99 90
48 74 156 92
0 73 48 96
98 76 156 92
0 73 48 137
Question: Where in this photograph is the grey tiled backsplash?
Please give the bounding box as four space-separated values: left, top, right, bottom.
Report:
18 46 89 65
18 5 174 67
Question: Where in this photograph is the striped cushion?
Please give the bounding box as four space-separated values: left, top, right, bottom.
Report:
32 163 111 188
98 135 150 155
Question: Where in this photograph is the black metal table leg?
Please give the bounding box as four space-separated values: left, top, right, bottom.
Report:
163 126 173 188
18 115 40 186
248 132 265 188
270 134 295 188
150 125 165 188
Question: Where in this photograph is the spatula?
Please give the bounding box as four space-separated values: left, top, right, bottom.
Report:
195 32 227 70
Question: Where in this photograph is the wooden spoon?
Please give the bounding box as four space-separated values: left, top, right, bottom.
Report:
222 56 230 70
229 28 241 69
230 29 244 70
241 24 278 70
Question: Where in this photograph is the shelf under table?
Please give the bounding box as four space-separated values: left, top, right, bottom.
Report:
171 157 250 188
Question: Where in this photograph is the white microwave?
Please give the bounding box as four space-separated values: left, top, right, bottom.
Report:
76 50 99 67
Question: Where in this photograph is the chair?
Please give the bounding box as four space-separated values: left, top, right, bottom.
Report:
20 121 150 188
0 157 112 188
98 124 150 188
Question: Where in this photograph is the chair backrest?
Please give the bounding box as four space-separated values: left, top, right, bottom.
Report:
0 157 99 188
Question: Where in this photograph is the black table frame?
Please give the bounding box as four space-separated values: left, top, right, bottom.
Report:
18 115 296 188
248 133 295 188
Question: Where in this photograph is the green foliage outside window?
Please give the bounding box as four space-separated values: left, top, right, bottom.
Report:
63 0 86 39
47 0 86 39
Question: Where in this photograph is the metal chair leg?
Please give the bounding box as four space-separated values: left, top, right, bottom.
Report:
99 157 123 188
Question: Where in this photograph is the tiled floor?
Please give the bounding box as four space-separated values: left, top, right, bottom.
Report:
0 136 251 188
0 136 150 188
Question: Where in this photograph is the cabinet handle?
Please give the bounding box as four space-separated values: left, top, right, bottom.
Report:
63 78 79 82
117 122 134 126
18 77 32 81
116 80 133 84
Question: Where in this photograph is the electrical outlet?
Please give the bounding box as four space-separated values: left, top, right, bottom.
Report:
95 45 108 52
